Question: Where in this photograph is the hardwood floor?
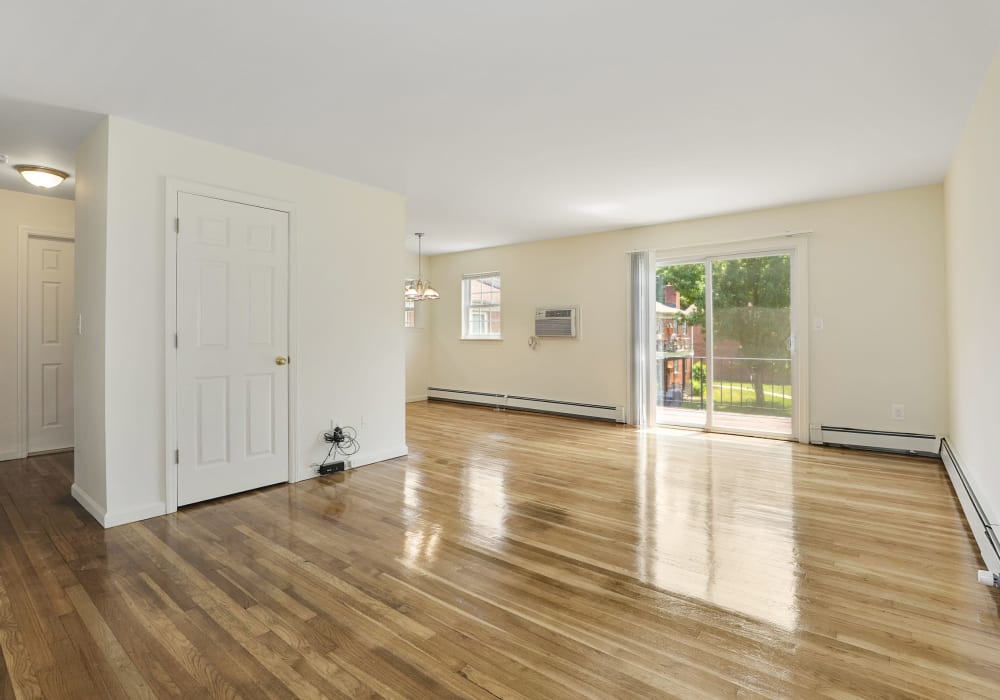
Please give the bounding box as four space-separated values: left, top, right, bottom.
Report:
1 401 999 698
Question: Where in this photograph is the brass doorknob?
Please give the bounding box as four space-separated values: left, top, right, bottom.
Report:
275 356 289 366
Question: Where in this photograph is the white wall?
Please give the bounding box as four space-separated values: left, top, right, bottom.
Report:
404 252 431 402
73 120 110 512
945 47 1000 526
429 185 947 437
0 189 75 461
75 116 407 526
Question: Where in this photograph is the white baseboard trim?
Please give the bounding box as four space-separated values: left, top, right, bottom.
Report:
72 484 167 528
940 438 1000 573
0 449 24 463
71 483 107 525
428 387 624 423
810 424 940 456
295 444 409 482
27 446 74 457
406 394 428 403
104 502 168 528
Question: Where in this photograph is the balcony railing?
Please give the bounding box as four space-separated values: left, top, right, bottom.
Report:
656 335 693 354
657 356 792 417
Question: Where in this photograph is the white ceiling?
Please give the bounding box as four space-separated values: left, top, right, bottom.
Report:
1 1 999 253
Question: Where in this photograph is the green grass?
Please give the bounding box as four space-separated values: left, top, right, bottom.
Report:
677 380 792 415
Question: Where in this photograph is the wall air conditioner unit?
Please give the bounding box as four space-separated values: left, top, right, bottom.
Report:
535 307 577 337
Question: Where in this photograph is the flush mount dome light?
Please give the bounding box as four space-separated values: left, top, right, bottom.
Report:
14 165 69 189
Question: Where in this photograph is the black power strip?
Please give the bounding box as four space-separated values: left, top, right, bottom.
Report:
318 460 345 475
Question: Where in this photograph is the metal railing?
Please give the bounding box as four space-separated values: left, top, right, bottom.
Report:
657 356 792 417
656 335 693 353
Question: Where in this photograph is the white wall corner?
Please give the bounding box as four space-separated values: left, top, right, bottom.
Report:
71 482 107 526
103 502 168 529
73 483 168 528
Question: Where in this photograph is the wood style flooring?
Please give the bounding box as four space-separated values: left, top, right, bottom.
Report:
1 401 999 698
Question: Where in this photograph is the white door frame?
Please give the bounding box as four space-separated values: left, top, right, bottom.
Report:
653 234 810 443
14 226 75 461
164 179 298 514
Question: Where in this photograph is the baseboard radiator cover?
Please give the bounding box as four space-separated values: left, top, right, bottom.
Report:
940 438 1000 573
427 387 624 423
810 425 940 457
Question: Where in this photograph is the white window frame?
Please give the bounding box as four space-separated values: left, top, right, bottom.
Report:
403 278 416 328
461 272 502 340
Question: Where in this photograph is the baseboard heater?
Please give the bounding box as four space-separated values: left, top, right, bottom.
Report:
940 438 1000 573
810 425 940 457
427 387 625 423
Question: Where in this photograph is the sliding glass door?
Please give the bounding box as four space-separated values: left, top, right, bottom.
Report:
654 262 708 428
656 253 794 438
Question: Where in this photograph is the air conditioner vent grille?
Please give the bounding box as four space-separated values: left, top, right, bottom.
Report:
535 307 577 337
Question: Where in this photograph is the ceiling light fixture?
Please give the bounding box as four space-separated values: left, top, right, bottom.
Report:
14 165 69 189
404 232 439 301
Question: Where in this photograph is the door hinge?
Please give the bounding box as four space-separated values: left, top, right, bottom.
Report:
174 333 178 349
174 217 180 234
174 449 179 464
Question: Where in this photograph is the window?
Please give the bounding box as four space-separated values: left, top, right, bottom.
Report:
462 272 501 339
403 279 416 328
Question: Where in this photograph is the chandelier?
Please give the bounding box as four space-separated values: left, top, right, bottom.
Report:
404 232 439 301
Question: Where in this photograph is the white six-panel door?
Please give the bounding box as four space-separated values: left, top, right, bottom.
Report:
27 236 75 453
176 193 290 506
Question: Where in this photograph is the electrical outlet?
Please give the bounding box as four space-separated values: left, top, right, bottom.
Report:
360 415 366 428
330 417 339 430
813 317 824 331
891 404 905 421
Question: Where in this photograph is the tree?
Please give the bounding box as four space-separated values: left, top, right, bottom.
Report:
658 256 790 409
712 256 791 407
656 263 705 326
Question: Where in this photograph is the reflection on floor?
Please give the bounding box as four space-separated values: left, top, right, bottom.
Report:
657 404 793 435
0 401 998 698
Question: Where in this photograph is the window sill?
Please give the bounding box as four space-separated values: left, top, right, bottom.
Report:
461 336 503 341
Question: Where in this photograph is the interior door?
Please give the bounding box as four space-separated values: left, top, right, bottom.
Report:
27 236 75 453
176 193 290 506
